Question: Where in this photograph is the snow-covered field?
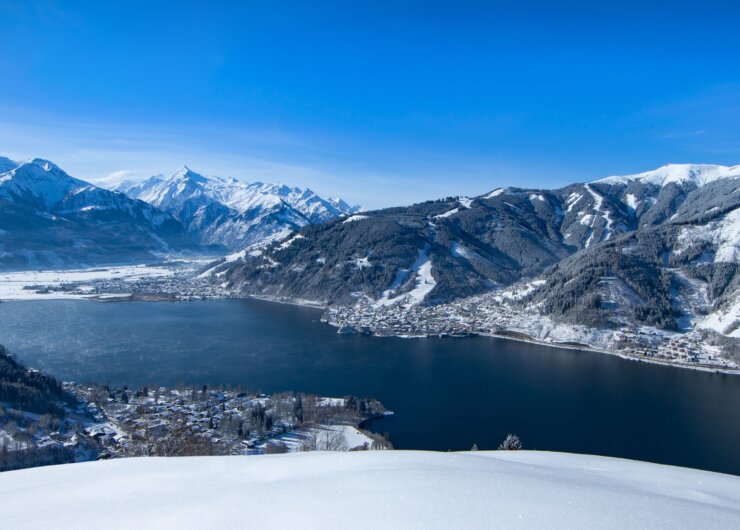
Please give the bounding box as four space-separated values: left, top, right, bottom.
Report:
0 264 175 300
0 258 215 301
1 451 738 529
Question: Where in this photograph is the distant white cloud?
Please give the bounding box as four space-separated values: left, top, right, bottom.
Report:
89 170 141 189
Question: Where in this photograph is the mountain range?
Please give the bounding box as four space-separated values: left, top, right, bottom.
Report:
217 164 739 345
0 158 358 270
115 167 359 251
0 158 194 270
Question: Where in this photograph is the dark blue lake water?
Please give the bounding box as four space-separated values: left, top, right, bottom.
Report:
1 298 738 474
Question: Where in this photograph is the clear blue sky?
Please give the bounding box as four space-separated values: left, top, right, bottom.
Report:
1 1 739 208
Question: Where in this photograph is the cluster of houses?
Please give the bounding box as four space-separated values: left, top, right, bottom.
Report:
326 293 738 371
64 384 389 457
33 274 225 301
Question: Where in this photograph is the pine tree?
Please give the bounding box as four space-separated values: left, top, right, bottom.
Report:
498 434 522 450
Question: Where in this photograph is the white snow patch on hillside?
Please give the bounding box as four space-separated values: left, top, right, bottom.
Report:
529 193 546 202
375 248 436 307
484 188 505 198
458 196 473 208
493 279 546 302
676 208 740 263
434 207 459 219
579 213 594 225
584 184 602 209
451 242 492 270
625 193 639 210
343 214 369 224
584 184 613 241
566 192 583 212
277 233 305 250
699 295 740 338
403 254 435 306
353 256 372 269
2 451 739 530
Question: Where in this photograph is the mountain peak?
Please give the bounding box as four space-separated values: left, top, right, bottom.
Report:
596 163 740 187
170 165 208 183
27 158 66 174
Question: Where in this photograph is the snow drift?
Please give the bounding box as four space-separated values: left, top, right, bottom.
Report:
1 450 738 529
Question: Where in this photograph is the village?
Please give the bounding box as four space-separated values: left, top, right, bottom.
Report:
324 293 739 373
1 377 391 473
65 384 392 457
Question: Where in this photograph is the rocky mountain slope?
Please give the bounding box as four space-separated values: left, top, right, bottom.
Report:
0 156 18 173
220 165 737 299
217 164 739 353
0 159 195 270
116 167 360 251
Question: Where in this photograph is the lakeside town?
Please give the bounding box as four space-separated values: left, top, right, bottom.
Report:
324 293 739 373
1 350 392 472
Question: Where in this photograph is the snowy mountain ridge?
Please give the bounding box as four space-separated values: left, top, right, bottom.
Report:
116 166 360 250
218 163 739 362
0 158 91 209
0 158 196 270
596 163 740 187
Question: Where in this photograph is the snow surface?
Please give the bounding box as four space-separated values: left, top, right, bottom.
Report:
458 196 473 208
676 208 740 263
277 233 305 250
699 295 740 338
565 192 583 212
1 451 738 529
433 207 459 218
484 187 505 198
0 264 176 300
343 214 369 223
624 193 639 211
375 248 436 307
597 163 740 187
529 193 546 202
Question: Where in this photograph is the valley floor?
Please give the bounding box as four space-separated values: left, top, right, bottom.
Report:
0 257 225 301
1 450 738 529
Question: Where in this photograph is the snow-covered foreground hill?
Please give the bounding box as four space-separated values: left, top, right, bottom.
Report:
1 451 738 529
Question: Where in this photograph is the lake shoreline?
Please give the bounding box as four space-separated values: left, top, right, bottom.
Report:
2 285 738 376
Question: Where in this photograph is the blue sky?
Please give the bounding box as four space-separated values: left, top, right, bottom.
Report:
1 1 739 208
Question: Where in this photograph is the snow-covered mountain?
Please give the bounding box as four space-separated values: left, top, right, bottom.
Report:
0 156 18 174
115 167 360 250
217 163 739 357
597 163 740 187
0 158 196 270
2 451 738 529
